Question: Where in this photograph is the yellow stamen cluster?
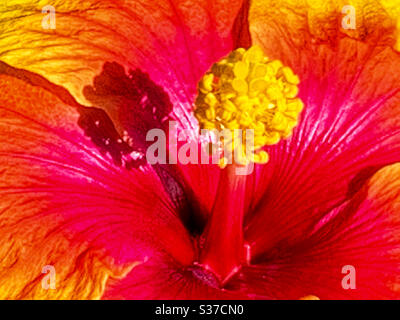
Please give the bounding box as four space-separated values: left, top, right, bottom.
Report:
194 45 304 167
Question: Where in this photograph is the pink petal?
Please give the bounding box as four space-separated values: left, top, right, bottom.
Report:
246 34 400 259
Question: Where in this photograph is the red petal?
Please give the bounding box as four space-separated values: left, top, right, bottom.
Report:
0 64 193 299
246 25 400 259
102 253 245 299
231 164 400 299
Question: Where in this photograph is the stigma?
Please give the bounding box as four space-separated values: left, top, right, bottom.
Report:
194 45 303 167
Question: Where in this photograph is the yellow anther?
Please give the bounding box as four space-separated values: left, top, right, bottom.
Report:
254 121 265 134
194 45 304 167
281 66 300 85
225 119 239 130
243 45 264 64
252 151 269 164
228 47 245 60
221 91 236 101
204 93 218 108
222 100 237 112
232 78 248 94
221 111 232 122
239 112 252 127
252 64 268 79
200 73 214 93
287 99 304 112
276 99 287 112
266 85 283 101
235 96 250 110
233 61 249 79
264 132 281 145
249 79 268 93
201 120 216 130
285 84 299 99
205 107 216 121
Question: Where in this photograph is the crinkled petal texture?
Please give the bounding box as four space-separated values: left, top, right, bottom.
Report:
0 0 244 134
0 66 197 299
0 0 246 217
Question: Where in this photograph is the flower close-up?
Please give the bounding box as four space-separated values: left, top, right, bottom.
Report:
1 0 400 300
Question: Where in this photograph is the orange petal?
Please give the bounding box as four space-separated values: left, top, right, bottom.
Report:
249 0 400 52
0 0 244 135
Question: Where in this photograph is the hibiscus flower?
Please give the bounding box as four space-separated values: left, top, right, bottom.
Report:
0 0 400 300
